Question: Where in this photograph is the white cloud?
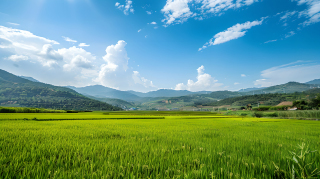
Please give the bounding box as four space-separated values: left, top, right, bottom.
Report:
96 40 155 92
254 61 320 87
62 36 77 43
241 74 246 77
264 39 277 44
79 43 90 47
0 25 61 67
7 22 20 26
132 71 155 88
138 29 141 32
150 21 157 25
6 55 28 62
161 0 260 25
0 26 156 90
58 46 96 70
285 31 295 38
295 0 320 25
63 55 93 70
116 0 134 15
174 65 223 91
39 44 63 62
280 11 297 21
199 18 265 50
234 82 240 85
161 0 194 25
146 11 152 15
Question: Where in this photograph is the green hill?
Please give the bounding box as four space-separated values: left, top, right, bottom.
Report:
306 79 320 85
201 88 320 107
0 69 122 111
245 82 316 95
67 85 141 101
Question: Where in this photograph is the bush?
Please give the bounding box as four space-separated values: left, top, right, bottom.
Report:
240 113 247 116
269 105 291 111
254 111 263 118
265 112 278 117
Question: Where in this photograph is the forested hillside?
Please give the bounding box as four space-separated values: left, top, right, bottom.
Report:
0 69 122 111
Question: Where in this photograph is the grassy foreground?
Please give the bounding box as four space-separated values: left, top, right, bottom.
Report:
0 112 319 178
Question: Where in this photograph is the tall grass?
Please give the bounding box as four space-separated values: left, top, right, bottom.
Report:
0 112 319 178
278 110 320 119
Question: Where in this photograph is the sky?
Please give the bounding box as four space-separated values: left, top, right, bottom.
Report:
0 0 320 92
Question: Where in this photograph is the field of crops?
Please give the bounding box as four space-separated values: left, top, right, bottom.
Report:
1 111 320 178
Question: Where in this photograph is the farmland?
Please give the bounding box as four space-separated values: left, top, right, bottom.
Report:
1 111 320 178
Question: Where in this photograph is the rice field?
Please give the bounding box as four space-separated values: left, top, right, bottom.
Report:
0 111 319 178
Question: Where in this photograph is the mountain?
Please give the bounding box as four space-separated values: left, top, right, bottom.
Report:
68 86 212 101
305 79 320 85
207 91 243 99
197 88 320 107
238 87 266 92
248 82 316 95
128 89 211 98
67 85 141 101
0 69 121 111
86 95 134 109
20 76 40 82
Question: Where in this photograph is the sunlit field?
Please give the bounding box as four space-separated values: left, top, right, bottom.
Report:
1 111 319 178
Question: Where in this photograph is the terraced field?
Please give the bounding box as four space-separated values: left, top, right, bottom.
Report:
1 111 319 178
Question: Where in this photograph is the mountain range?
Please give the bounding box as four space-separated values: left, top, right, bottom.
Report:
1 68 320 110
67 85 211 101
0 69 121 111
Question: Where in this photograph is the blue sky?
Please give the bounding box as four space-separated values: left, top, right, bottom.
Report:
0 0 320 92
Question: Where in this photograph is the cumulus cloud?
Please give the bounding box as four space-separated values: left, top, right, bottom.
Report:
161 0 260 25
63 55 93 70
62 36 77 43
175 65 223 91
58 46 96 70
116 0 134 15
254 61 320 87
0 25 61 67
79 43 90 47
234 82 240 85
199 18 265 50
0 26 154 91
241 74 246 77
146 11 152 15
96 40 155 91
150 22 157 25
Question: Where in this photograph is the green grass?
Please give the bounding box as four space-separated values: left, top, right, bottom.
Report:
0 106 66 113
0 112 320 178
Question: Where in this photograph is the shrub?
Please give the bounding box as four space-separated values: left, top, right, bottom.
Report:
265 112 278 117
254 111 263 118
240 113 247 116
